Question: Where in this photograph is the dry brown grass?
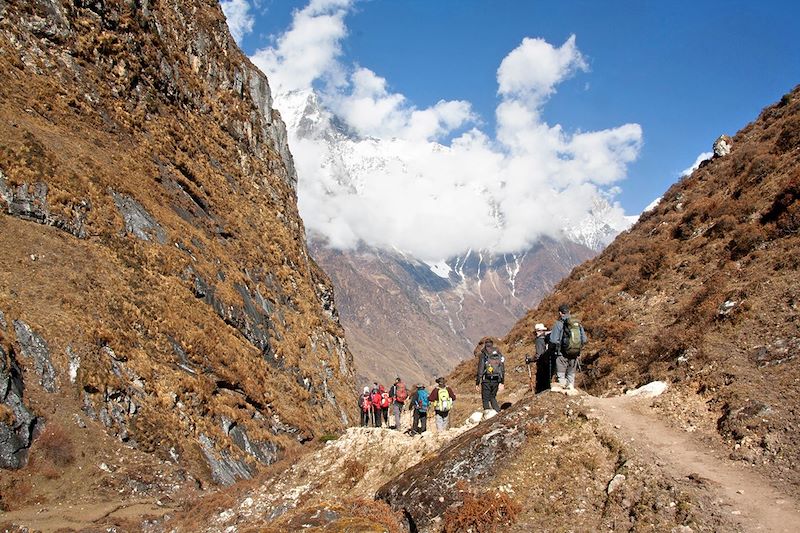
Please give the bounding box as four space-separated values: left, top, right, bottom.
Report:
33 422 76 468
442 485 521 533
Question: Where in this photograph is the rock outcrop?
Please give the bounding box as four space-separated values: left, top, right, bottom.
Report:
0 0 355 483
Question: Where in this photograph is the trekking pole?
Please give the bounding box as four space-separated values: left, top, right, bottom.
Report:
526 358 533 392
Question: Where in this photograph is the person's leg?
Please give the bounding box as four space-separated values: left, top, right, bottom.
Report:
555 355 568 387
566 358 578 388
393 403 401 429
434 412 443 432
420 413 427 433
412 409 420 433
488 381 500 411
481 381 491 409
442 411 450 430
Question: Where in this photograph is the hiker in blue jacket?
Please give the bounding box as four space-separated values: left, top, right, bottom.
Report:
550 304 587 391
408 384 429 435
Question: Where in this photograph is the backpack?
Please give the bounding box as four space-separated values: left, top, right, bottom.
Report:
483 351 504 380
436 388 453 412
395 382 408 403
380 391 391 408
561 317 584 357
415 389 430 413
361 393 372 412
371 391 382 407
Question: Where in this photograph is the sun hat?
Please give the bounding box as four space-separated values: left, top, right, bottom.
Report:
534 323 546 331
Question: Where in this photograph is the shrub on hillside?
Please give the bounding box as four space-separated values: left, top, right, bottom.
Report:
443 488 521 533
762 174 800 236
726 224 767 260
35 423 76 467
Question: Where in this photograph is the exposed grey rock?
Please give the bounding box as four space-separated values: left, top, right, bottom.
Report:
199 433 255 485
192 274 278 363
713 134 733 157
0 172 90 238
8 182 49 223
13 319 57 392
67 345 80 383
221 417 279 465
607 473 626 494
0 345 39 469
377 394 532 531
110 189 167 244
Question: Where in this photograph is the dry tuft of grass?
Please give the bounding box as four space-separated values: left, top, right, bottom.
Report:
34 422 76 468
443 488 522 533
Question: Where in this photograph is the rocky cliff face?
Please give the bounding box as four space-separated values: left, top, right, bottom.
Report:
311 238 594 387
0 0 354 485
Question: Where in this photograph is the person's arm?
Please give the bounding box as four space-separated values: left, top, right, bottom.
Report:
550 321 563 351
448 386 456 401
580 324 588 345
476 354 485 385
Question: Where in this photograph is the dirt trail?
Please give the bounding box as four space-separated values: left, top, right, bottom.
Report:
584 394 800 533
0 499 177 532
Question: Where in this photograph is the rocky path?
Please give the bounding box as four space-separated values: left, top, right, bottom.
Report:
0 498 177 532
584 393 800 533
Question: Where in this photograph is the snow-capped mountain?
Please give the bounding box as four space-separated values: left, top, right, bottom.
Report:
562 196 639 251
276 89 636 385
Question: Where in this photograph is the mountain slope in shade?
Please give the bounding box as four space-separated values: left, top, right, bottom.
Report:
312 238 595 386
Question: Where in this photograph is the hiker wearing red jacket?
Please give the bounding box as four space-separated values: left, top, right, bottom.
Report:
370 383 383 427
359 386 372 427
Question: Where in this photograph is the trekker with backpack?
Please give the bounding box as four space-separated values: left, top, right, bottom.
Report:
378 384 391 427
370 383 383 427
429 377 456 431
359 386 372 427
528 323 554 393
389 377 408 430
475 339 504 412
408 383 429 435
550 304 587 392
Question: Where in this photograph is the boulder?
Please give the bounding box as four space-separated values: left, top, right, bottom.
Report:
713 134 733 157
625 381 668 398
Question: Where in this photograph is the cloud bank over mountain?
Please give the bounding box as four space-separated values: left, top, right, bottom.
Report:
228 0 643 261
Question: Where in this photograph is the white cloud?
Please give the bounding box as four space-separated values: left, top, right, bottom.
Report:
249 0 353 94
252 4 643 261
680 151 713 176
497 35 588 104
220 0 254 44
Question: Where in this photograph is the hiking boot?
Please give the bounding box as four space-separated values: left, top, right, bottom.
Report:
550 383 563 391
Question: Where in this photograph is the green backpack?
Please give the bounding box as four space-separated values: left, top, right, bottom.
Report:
561 317 583 357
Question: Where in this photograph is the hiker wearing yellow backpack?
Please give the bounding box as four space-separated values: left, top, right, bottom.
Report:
429 377 456 431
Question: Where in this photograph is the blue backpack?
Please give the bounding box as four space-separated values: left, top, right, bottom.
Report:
415 389 429 412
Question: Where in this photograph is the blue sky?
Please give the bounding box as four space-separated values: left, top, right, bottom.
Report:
222 0 799 254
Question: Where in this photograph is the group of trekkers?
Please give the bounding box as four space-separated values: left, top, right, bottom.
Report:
475 304 586 408
358 376 456 435
358 303 586 432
